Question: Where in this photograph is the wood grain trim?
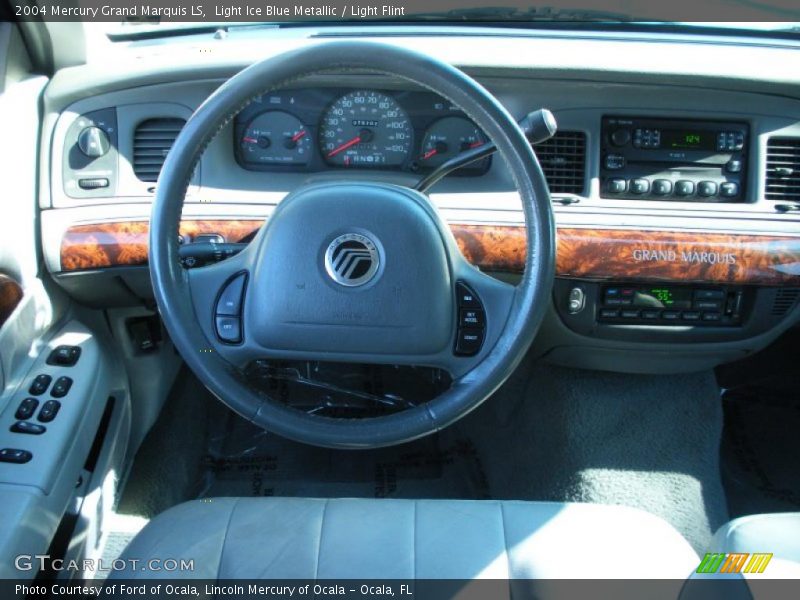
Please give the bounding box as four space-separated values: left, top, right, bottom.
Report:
0 274 23 327
60 220 800 285
60 220 264 272
452 224 800 285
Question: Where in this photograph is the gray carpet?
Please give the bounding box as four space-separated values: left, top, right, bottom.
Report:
119 358 728 552
447 357 729 552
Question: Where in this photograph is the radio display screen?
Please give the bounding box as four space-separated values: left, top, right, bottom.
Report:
662 129 716 151
633 287 693 309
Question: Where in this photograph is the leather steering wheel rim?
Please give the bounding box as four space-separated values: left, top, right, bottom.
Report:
150 41 555 449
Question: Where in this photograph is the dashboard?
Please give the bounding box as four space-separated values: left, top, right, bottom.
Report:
38 26 800 374
233 88 489 174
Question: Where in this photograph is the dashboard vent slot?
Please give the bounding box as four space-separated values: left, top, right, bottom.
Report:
533 131 586 195
771 288 800 316
765 137 800 201
133 118 186 182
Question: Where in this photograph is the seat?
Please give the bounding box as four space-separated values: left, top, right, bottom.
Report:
711 512 800 578
110 497 698 579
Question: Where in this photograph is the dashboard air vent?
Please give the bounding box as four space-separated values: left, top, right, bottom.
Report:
771 288 800 316
133 118 186 182
533 131 587 195
765 137 800 202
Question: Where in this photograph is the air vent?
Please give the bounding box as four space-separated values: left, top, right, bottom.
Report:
133 118 186 182
765 137 800 202
771 288 800 316
533 131 587 195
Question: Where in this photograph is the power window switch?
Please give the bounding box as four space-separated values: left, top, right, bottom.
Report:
0 448 32 464
10 421 46 435
15 398 39 420
50 376 73 398
38 400 61 423
28 374 52 396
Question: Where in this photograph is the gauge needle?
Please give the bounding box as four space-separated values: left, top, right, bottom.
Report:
469 141 484 149
242 136 258 144
421 148 438 160
327 135 362 158
291 130 307 142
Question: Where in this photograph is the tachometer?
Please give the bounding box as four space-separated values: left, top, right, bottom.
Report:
420 116 488 169
240 111 311 166
320 91 412 167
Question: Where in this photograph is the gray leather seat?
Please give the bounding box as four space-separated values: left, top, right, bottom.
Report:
711 512 800 578
112 497 698 579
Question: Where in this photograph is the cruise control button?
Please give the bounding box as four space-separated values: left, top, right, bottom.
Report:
456 283 482 309
50 376 73 398
215 316 242 343
629 179 650 194
455 329 483 356
28 374 52 396
15 398 39 420
459 308 485 329
697 181 718 197
38 400 61 423
0 448 33 464
216 274 246 316
46 345 81 366
652 179 673 196
10 421 46 435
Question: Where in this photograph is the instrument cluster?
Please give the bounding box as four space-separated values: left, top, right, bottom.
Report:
233 88 490 175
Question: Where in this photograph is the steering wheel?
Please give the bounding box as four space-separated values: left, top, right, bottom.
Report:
150 42 555 449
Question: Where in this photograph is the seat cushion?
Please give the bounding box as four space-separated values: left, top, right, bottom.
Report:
111 498 698 580
711 512 800 578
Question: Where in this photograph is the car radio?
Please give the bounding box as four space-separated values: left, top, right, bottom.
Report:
600 116 748 202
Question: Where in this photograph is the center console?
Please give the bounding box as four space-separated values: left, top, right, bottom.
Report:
600 116 749 202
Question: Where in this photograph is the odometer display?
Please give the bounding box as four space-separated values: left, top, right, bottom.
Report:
320 90 412 167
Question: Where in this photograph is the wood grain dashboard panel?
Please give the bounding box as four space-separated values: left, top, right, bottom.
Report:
60 220 800 285
0 274 23 327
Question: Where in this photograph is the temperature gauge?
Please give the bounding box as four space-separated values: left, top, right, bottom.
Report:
240 111 311 166
419 117 488 170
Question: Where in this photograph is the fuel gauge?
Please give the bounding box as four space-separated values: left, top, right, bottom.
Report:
240 111 311 166
419 117 488 170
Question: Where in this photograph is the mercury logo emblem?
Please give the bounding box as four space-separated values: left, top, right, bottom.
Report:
324 233 380 287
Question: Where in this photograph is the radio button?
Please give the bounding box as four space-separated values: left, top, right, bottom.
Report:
725 159 743 173
694 300 722 311
720 182 739 198
600 309 619 319
694 289 725 300
697 181 718 197
606 178 627 193
621 309 640 319
702 312 722 322
630 179 651 194
682 311 701 321
641 310 661 320
652 179 673 196
611 129 631 146
604 154 626 170
675 180 695 197
662 311 681 321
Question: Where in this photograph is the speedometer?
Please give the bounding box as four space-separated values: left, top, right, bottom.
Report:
319 91 412 167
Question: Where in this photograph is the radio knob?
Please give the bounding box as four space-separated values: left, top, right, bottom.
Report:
611 129 631 147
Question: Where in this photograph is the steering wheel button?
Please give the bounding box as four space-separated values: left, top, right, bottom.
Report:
459 308 485 329
455 329 483 356
216 273 247 316
216 316 242 344
456 282 482 308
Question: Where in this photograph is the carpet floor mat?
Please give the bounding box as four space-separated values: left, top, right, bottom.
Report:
721 386 800 518
197 411 491 500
